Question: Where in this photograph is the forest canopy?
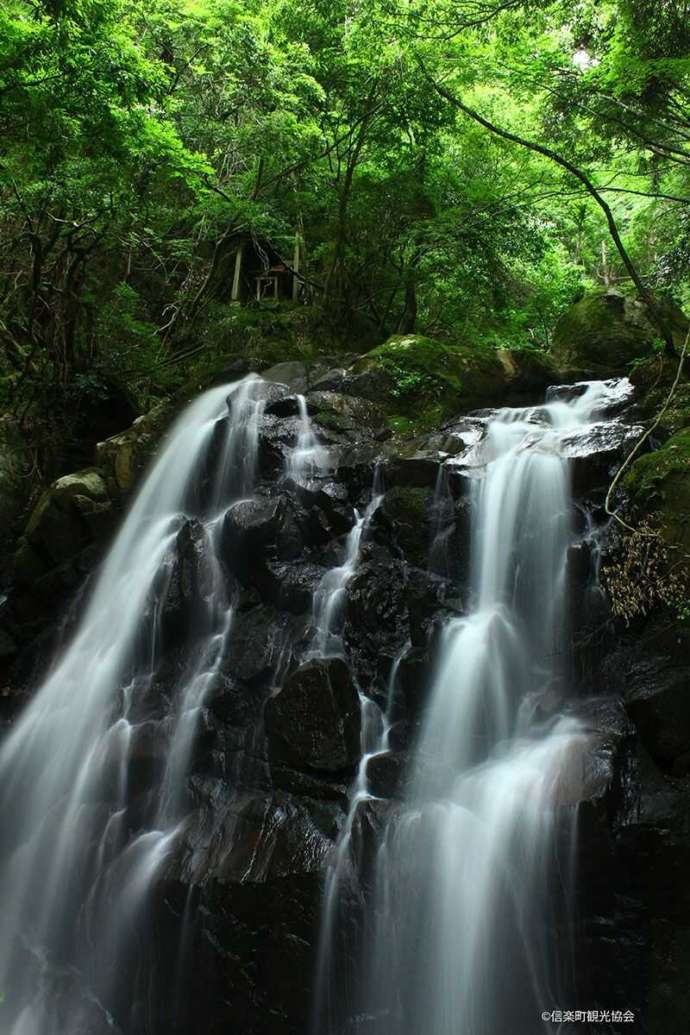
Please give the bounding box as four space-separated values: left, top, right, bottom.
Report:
1 0 689 423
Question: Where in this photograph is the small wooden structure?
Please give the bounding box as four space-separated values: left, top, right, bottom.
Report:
230 234 303 304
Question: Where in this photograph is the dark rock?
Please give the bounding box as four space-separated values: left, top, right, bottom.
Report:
344 558 409 671
266 658 361 772
398 648 435 718
257 413 305 476
224 606 305 688
264 561 322 614
309 367 348 392
365 751 407 799
600 619 690 766
308 391 388 438
0 628 16 662
222 496 284 556
265 394 308 418
383 453 442 489
157 519 215 645
373 486 432 568
626 665 690 766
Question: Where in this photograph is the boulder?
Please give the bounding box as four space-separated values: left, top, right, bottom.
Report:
348 334 510 431
307 391 389 439
15 467 113 585
551 290 688 376
96 402 171 493
156 519 216 645
373 485 433 568
223 606 306 688
261 361 309 394
365 751 407 799
266 658 361 772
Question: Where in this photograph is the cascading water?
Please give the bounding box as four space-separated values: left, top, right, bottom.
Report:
0 376 268 1034
309 479 383 659
312 379 632 1035
288 394 331 484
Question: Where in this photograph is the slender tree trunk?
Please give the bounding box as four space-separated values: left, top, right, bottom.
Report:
424 67 677 355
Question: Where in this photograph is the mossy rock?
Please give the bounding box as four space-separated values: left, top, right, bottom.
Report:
551 290 688 376
629 356 690 438
96 403 171 493
351 335 509 431
624 428 690 551
17 467 113 579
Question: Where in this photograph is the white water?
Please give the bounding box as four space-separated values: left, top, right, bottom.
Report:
312 379 631 1035
309 482 383 658
288 394 331 484
0 376 268 1033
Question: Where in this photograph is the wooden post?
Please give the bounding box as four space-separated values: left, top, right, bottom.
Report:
231 242 244 302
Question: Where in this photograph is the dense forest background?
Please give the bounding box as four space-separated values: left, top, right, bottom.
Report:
1 0 689 481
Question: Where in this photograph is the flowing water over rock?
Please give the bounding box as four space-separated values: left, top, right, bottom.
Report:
0 370 648 1035
0 376 268 1033
312 379 634 1035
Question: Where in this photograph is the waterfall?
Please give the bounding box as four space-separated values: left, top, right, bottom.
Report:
0 376 267 1034
288 394 330 484
309 477 383 659
312 379 630 1035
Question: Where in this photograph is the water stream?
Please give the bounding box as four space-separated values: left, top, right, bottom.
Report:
0 376 268 1034
0 371 633 1035
312 379 632 1035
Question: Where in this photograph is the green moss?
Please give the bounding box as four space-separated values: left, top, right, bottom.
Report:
387 415 416 436
354 334 507 432
624 428 690 550
551 290 688 375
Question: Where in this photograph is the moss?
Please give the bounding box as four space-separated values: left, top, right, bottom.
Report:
551 290 688 375
624 428 690 551
387 415 416 437
629 357 690 438
354 334 507 432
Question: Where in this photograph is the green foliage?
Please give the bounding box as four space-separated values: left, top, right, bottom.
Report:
0 0 688 476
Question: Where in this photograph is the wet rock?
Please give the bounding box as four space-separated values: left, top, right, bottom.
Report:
406 570 463 650
600 620 690 767
222 497 284 557
157 519 215 645
560 418 644 498
224 606 305 689
257 413 305 476
155 786 341 1035
266 658 361 772
373 486 432 568
626 665 690 767
398 648 435 718
264 561 321 614
265 394 308 418
366 751 407 799
344 558 409 671
309 367 348 392
308 391 388 438
382 451 443 490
